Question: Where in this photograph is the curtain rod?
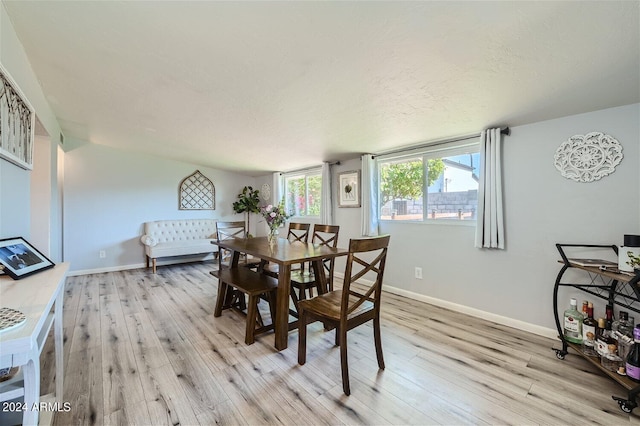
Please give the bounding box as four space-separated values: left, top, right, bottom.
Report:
372 127 510 159
280 165 323 175
279 160 341 176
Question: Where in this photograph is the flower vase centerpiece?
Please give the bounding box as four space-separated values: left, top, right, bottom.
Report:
261 199 291 246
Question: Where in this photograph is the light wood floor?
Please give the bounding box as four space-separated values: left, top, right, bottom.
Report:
36 261 640 425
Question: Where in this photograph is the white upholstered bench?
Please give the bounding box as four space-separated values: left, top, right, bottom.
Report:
140 219 217 273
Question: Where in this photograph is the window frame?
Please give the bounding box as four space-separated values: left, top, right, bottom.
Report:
283 167 323 218
376 140 480 225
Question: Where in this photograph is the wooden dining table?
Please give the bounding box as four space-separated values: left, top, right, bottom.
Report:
211 236 349 350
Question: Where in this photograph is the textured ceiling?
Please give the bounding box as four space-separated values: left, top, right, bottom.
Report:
3 1 639 176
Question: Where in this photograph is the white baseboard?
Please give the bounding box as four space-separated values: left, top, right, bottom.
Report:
334 272 557 340
68 263 146 276
67 256 215 277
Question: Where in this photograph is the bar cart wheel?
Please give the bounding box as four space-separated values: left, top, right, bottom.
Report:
612 396 636 413
554 348 567 360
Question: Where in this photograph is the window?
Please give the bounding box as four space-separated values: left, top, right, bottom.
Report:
377 143 480 222
284 169 322 217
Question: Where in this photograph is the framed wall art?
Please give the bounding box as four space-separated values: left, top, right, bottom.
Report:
338 170 361 208
179 170 215 210
0 237 54 280
0 63 35 170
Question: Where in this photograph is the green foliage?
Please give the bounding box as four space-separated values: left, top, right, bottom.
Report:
232 186 260 237
379 158 445 205
232 186 260 214
627 251 640 269
427 159 446 187
285 174 321 216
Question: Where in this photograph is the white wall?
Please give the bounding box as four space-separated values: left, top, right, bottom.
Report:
0 3 63 256
332 103 639 333
0 160 30 237
30 136 51 253
63 142 257 273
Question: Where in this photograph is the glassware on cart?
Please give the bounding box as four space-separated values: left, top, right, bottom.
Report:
602 352 624 372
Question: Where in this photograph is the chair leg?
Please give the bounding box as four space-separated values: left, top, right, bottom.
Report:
298 308 307 365
374 315 385 370
152 258 157 274
245 295 258 345
146 256 149 269
339 327 350 395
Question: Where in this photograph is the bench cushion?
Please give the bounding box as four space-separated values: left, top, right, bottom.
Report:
144 219 216 243
141 219 218 260
146 239 215 258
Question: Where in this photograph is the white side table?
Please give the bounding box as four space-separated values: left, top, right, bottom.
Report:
0 262 69 425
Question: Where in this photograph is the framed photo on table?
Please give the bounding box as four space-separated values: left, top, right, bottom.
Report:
0 237 54 280
338 170 361 208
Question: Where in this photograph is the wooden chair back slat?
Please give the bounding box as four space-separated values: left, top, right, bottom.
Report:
287 222 310 243
311 224 340 248
311 224 340 291
341 235 390 317
216 221 246 241
216 221 246 266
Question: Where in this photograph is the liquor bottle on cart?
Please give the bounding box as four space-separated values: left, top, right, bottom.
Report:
582 302 598 356
563 298 584 344
613 311 634 340
626 325 640 382
596 317 618 357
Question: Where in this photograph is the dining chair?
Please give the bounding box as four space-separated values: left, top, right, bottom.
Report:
289 224 340 316
286 222 311 243
215 221 247 266
261 222 311 276
214 221 248 311
297 234 390 395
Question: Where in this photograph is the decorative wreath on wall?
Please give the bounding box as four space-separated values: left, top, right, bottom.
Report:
553 132 623 183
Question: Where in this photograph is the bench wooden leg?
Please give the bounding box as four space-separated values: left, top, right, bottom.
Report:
152 258 157 274
245 295 258 345
214 280 229 317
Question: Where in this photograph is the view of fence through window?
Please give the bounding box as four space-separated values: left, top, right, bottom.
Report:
379 153 480 221
285 171 322 216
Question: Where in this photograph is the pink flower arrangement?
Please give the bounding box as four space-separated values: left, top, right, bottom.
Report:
260 199 291 231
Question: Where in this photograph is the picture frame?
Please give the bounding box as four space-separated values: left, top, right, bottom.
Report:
0 62 35 170
0 237 54 280
338 170 361 208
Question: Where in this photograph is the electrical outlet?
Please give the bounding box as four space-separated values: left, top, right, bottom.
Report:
415 267 422 279
99 250 106 258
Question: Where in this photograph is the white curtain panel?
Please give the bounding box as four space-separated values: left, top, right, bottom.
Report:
361 154 379 236
320 162 333 225
272 172 283 205
475 128 505 249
